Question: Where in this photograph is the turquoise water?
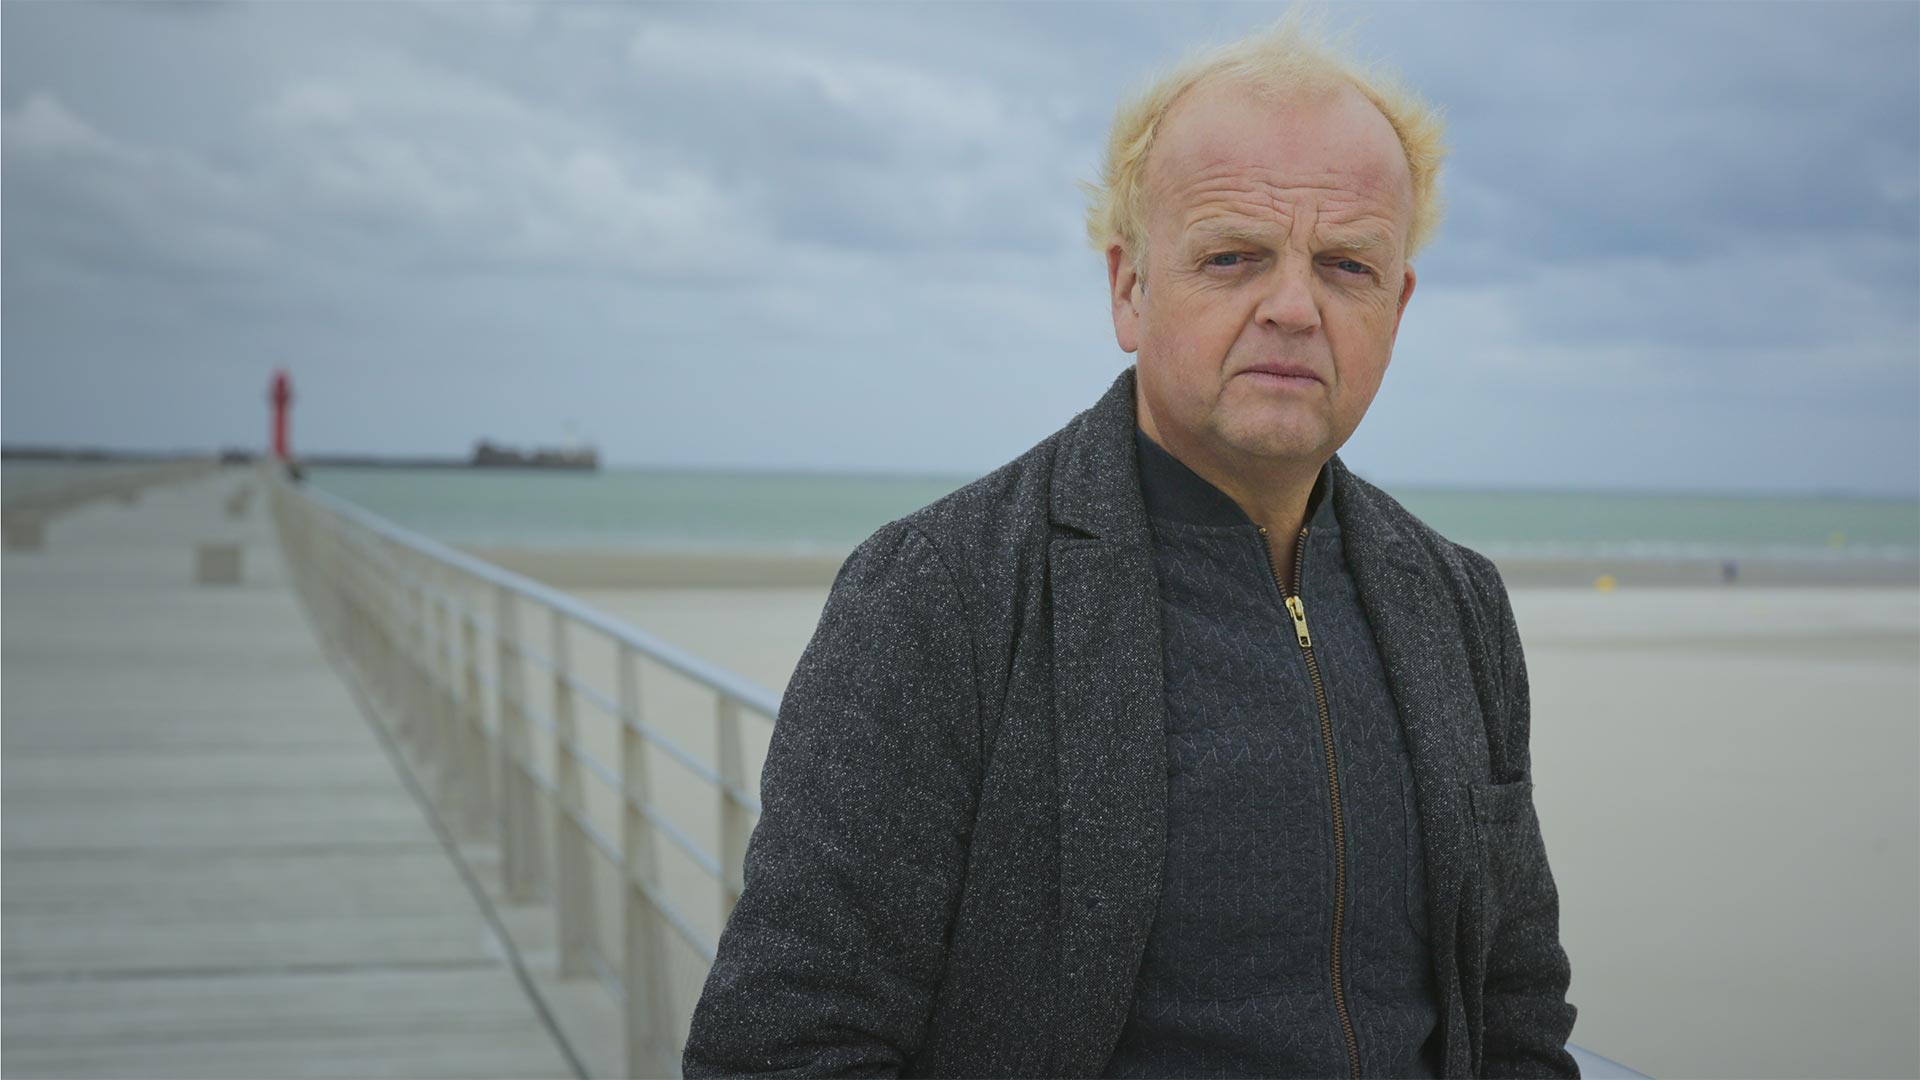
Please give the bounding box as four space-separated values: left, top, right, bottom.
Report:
295 465 1920 561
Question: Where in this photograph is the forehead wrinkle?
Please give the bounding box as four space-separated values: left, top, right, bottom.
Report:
1157 127 1406 189
1163 163 1400 236
1163 159 1395 203
1171 177 1400 255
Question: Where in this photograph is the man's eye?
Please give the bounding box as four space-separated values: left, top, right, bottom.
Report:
1331 259 1372 276
1205 253 1246 268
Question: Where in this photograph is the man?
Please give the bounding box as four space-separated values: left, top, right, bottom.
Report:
686 18 1576 1078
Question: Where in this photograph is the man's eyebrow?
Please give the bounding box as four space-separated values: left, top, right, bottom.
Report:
1320 230 1394 253
1182 222 1274 248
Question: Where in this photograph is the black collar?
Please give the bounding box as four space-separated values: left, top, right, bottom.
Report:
1134 426 1335 532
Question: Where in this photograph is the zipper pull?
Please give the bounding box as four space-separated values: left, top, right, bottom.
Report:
1285 594 1312 649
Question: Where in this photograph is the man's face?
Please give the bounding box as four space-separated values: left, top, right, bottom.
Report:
1109 79 1417 481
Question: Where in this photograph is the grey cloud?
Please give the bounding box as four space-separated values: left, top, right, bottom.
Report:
1387 3 1919 274
2 0 1914 494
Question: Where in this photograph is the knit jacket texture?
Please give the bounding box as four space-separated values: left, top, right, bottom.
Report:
1105 431 1438 1077
683 367 1578 1078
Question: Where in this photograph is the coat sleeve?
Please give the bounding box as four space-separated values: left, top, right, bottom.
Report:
1465 552 1581 1078
683 521 982 1077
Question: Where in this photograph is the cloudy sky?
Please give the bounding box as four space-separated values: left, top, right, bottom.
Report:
3 1 1915 495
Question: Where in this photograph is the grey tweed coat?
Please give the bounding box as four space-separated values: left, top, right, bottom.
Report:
684 367 1577 1078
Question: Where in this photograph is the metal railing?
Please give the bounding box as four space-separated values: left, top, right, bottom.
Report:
267 463 774 1077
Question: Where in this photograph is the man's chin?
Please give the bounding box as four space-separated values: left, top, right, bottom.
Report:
1215 415 1333 467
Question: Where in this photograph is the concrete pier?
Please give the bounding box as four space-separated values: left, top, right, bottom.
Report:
2 468 580 1078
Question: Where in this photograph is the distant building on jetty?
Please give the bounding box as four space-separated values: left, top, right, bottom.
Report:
470 438 599 471
5 442 602 474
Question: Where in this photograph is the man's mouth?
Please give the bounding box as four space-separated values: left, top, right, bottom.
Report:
1236 362 1322 385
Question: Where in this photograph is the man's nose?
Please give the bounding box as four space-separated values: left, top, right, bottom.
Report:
1254 256 1322 335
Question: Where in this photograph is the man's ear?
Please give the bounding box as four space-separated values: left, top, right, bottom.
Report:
1107 242 1143 354
1388 262 1417 343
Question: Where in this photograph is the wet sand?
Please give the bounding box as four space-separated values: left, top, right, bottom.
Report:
480 544 1918 1080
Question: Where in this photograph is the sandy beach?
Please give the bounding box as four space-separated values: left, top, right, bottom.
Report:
469 544 1919 1080
470 545 1920 591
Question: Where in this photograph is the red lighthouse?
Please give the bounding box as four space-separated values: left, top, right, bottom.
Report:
269 370 293 460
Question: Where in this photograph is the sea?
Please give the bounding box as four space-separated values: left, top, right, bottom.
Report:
5 459 1915 563
289 463 1920 564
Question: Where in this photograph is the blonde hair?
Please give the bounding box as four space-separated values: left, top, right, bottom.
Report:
1082 8 1448 265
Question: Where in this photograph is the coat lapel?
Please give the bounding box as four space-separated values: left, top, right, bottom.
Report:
1047 369 1168 1076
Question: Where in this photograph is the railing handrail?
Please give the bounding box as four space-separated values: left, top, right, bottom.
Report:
270 463 770 1073
299 482 783 719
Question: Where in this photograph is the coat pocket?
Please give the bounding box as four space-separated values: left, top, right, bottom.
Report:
1468 778 1534 826
1465 779 1547 933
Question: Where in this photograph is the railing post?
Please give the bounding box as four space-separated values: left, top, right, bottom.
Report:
409 566 433 758
551 608 595 979
386 555 404 714
321 503 340 639
458 608 493 842
716 695 749 921
495 586 538 903
393 558 418 751
333 526 353 672
399 561 415 723
345 534 370 688
400 563 426 750
619 645 675 1080
428 568 457 804
373 542 399 716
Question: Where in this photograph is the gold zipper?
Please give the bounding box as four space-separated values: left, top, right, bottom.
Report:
1259 523 1360 1080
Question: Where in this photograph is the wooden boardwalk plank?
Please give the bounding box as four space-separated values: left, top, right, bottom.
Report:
4 847 501 976
3 789 441 852
4 967 554 1042
2 748 411 795
2 469 578 1079
3 1029 576 1080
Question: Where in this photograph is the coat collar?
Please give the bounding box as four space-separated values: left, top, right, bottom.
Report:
1047 369 1167 1073
1046 365 1482 1076
1049 366 1156 543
